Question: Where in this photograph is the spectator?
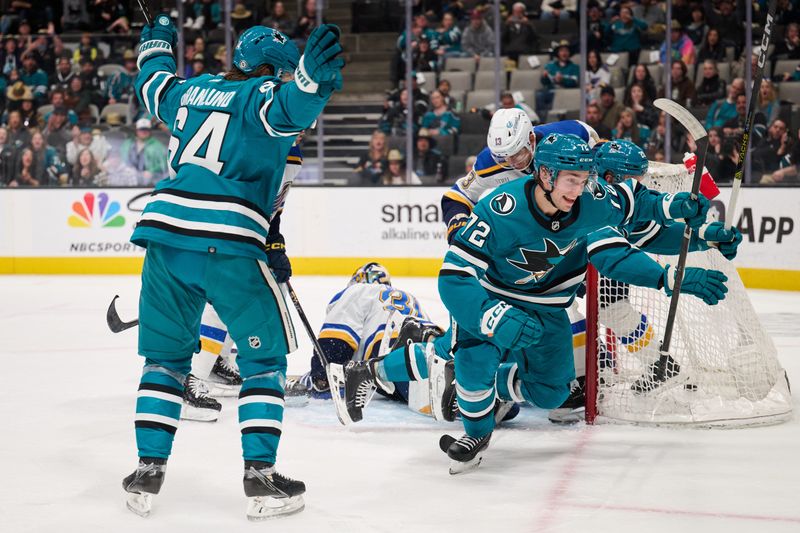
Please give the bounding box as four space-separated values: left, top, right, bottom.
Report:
624 81 658 129
189 53 207 77
751 119 792 176
770 22 800 76
660 20 696 67
412 36 438 73
713 135 740 183
105 50 138 104
120 118 168 186
413 129 447 181
722 93 749 138
45 89 79 126
0 127 17 184
19 53 48 103
599 85 624 133
695 59 726 106
776 0 800 25
210 45 228 73
501 2 537 62
705 77 743 129
103 150 139 186
587 2 607 52
23 31 63 76
703 0 743 54
293 0 321 47
43 106 73 156
62 0 91 32
18 89 42 129
686 6 708 46
65 76 94 123
1 37 22 76
628 64 657 102
538 40 579 112
30 130 67 185
464 155 477 175
383 149 421 185
585 49 610 103
697 28 726 64
72 33 99 64
660 60 696 107
704 127 724 179
6 109 31 150
93 0 130 33
437 79 460 111
393 16 439 85
9 147 38 187
262 1 295 36
355 130 389 186
461 10 495 59
436 12 463 57
757 80 780 126
612 107 650 149
49 55 76 93
66 126 111 166
186 0 222 31
79 58 103 102
230 3 253 34
585 101 612 139
421 90 461 136
485 91 539 123
634 0 667 45
607 6 648 65
541 0 575 20
71 147 105 186
762 127 800 184
379 88 424 136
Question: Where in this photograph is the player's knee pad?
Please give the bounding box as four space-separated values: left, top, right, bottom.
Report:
599 299 653 352
517 379 570 410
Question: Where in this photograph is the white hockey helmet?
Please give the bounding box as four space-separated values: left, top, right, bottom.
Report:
487 108 534 170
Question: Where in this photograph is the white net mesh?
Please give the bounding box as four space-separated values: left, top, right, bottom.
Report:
589 162 792 427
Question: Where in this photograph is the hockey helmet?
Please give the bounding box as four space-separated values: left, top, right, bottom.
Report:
533 133 596 188
593 140 649 183
349 262 391 286
233 26 300 77
486 108 534 170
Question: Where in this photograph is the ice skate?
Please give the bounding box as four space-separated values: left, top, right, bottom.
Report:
439 432 491 475
631 353 688 394
329 359 384 425
206 356 242 397
122 458 166 517
243 462 305 520
429 356 457 422
548 376 586 424
181 374 222 422
284 373 315 407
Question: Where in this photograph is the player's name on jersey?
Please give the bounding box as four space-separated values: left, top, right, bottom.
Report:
180 87 236 108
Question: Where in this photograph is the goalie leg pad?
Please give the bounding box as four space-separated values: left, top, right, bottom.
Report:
598 299 653 352
429 350 457 421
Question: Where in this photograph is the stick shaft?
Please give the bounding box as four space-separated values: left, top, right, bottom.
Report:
136 0 153 26
284 281 330 367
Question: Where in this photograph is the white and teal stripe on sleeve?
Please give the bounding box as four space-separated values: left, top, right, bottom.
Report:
139 70 176 122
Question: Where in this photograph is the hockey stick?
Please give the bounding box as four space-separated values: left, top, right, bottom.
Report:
283 281 354 425
726 0 777 230
136 0 154 26
107 295 139 333
632 98 709 394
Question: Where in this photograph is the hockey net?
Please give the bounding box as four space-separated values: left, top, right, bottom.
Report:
584 162 793 428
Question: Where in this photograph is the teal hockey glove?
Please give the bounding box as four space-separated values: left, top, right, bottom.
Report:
480 301 543 351
266 233 292 283
661 265 728 305
698 222 743 260
140 14 178 48
667 192 710 229
295 24 344 97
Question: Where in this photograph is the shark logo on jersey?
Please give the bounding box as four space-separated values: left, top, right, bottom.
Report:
507 238 577 284
490 192 516 215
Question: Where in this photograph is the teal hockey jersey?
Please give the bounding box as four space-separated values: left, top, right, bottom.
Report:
130 53 329 260
439 176 680 337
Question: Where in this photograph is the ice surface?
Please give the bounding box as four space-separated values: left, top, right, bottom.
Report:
1 275 799 532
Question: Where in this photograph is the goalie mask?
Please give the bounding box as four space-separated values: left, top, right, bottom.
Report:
234 26 300 77
487 108 534 171
594 139 649 183
349 262 391 286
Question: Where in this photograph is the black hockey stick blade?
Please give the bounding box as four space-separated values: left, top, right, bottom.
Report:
654 98 707 141
107 295 139 333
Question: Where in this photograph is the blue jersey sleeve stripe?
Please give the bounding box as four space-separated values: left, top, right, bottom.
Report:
320 322 361 344
200 324 228 342
327 288 347 306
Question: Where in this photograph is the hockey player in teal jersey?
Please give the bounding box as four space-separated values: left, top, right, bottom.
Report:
122 15 343 520
437 133 729 473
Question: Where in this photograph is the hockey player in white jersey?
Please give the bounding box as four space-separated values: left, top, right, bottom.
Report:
442 109 600 243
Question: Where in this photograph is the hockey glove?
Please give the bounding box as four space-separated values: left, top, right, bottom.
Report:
295 24 344 98
661 265 728 306
667 192 710 229
480 301 543 351
266 233 292 283
138 14 177 66
698 222 743 260
446 214 468 245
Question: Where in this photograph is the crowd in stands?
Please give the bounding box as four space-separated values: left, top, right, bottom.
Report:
371 0 800 185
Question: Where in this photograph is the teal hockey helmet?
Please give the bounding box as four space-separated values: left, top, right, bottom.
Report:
594 139 649 183
233 26 300 77
533 133 596 186
349 262 391 287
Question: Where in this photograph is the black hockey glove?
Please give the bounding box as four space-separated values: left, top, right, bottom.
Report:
266 233 292 283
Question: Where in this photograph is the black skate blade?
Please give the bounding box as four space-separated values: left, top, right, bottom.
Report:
326 363 355 425
548 406 585 425
439 434 456 454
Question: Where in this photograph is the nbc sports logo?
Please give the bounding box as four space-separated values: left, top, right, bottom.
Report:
68 192 126 228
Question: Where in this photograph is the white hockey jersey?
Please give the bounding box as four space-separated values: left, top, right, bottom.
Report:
318 283 433 361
